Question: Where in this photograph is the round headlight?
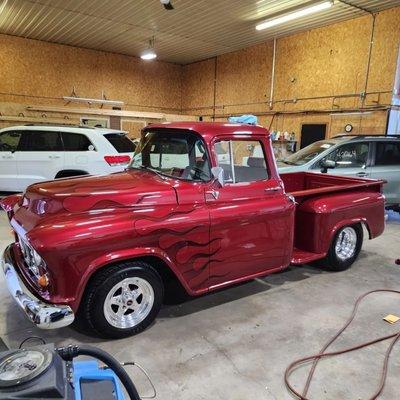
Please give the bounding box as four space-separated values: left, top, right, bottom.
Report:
31 248 43 267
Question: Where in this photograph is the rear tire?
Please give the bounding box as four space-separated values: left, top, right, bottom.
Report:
324 224 363 271
75 261 164 339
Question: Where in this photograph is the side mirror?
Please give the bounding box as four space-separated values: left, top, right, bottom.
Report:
211 166 224 187
320 159 336 173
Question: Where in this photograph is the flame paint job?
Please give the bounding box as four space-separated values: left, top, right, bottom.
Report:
0 122 385 313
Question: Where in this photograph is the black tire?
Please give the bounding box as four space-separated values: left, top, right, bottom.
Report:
75 261 164 339
324 224 363 271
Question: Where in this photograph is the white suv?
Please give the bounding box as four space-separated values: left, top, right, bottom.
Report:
0 124 136 192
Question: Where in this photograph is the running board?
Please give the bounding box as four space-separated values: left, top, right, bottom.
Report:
291 248 325 265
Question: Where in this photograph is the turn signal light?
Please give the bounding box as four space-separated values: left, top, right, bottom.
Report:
104 155 131 166
38 274 49 288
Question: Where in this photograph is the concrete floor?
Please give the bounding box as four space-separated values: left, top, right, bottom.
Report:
1 210 400 399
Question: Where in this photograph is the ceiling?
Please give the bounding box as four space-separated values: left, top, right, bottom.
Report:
0 0 399 64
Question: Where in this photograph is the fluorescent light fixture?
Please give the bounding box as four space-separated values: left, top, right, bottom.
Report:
141 49 157 60
256 1 333 30
63 96 124 106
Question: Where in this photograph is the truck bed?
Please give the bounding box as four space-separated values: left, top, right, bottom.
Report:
280 172 385 202
280 172 385 265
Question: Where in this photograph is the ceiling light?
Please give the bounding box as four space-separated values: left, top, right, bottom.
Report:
141 49 157 60
256 1 333 30
141 36 157 60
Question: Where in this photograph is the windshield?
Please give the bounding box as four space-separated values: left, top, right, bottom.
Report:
129 130 211 182
282 140 336 166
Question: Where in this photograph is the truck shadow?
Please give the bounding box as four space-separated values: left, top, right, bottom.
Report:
159 263 327 319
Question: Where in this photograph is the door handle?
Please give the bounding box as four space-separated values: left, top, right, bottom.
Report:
265 187 280 193
2 155 13 159
49 155 61 159
356 172 368 177
205 190 219 200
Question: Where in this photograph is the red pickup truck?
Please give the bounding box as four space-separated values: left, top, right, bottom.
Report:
1 122 385 338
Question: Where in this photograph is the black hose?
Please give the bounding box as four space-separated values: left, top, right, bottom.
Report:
56 344 141 400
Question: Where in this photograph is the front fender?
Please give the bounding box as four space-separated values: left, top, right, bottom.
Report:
72 247 197 311
0 194 22 218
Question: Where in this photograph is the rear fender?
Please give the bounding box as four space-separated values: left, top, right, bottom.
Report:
295 191 385 254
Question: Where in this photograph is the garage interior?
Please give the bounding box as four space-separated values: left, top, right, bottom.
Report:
1 0 400 399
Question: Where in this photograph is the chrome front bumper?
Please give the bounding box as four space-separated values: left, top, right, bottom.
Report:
1 244 74 329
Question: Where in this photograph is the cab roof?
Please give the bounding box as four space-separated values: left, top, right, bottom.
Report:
145 121 269 142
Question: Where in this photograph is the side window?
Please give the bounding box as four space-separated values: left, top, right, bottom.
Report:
320 142 369 169
62 132 94 151
374 142 400 166
215 140 268 183
19 131 63 151
0 131 22 152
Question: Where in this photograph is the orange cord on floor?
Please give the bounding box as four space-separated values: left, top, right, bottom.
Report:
284 289 400 400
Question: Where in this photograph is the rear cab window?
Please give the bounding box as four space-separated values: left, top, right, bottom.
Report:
104 133 135 153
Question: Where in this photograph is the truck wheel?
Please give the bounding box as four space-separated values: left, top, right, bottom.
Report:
76 261 163 339
324 224 363 271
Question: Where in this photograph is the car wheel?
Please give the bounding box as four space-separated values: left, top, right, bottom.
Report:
324 224 363 271
76 261 163 339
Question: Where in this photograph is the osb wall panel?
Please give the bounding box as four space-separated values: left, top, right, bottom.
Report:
182 7 400 139
181 58 215 111
0 34 182 112
274 15 372 102
367 7 400 93
216 42 273 108
121 120 146 139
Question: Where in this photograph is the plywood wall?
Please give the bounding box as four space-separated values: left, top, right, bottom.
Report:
182 6 400 139
0 33 187 130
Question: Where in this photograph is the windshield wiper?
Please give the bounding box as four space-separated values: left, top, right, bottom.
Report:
138 165 167 180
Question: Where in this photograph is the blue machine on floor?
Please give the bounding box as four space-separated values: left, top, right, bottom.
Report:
0 343 148 400
73 360 126 400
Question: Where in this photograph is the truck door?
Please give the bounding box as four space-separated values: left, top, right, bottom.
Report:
207 138 295 289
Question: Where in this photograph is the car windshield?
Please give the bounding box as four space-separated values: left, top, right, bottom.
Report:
282 140 336 166
129 130 211 182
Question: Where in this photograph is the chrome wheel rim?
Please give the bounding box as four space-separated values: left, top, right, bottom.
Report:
103 277 154 329
335 227 357 261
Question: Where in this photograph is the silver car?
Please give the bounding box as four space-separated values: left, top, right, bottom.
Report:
277 135 400 208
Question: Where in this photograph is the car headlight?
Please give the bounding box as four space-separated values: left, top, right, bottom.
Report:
18 236 49 288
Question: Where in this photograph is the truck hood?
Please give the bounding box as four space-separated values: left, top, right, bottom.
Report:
20 169 177 216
